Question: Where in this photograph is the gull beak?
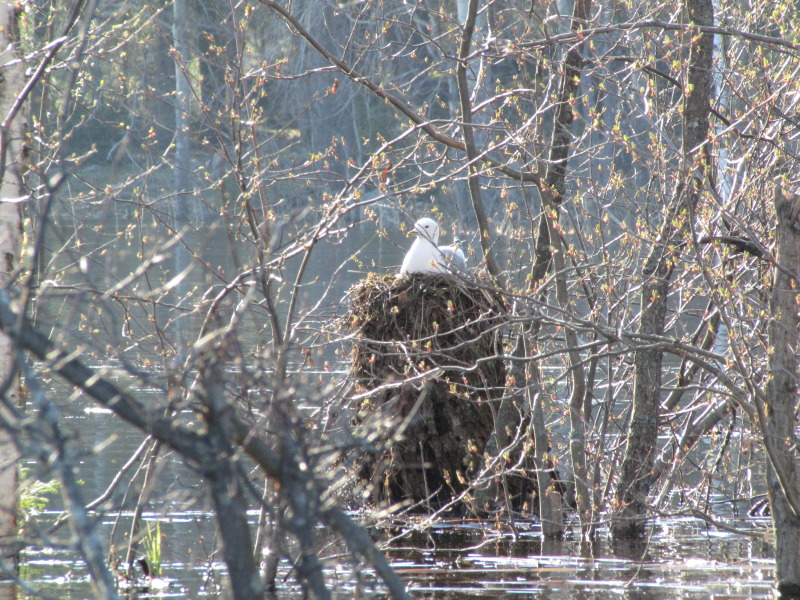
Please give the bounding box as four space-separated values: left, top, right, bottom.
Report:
407 229 419 237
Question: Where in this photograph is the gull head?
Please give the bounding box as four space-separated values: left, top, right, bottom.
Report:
408 217 440 244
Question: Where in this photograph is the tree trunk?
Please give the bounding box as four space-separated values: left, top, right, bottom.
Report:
0 2 25 581
172 0 191 225
171 0 192 347
611 0 713 537
765 183 800 597
456 0 503 282
537 0 593 534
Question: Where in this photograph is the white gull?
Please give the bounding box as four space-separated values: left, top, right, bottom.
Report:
399 218 467 275
440 236 467 271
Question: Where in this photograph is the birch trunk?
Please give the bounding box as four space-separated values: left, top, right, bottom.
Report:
0 1 25 564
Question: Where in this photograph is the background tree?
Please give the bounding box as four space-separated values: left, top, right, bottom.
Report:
765 181 800 596
612 0 715 538
2 0 800 598
0 0 26 579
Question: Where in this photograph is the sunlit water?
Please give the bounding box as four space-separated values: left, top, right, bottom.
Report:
16 512 775 599
13 397 776 599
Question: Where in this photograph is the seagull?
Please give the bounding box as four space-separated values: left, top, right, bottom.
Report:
439 237 467 271
400 218 466 275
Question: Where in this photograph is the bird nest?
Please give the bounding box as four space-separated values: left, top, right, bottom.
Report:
343 273 508 509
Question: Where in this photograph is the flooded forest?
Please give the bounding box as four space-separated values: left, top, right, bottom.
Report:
1 0 800 598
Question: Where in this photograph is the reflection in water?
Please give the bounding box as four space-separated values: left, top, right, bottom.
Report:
610 535 650 562
383 519 773 600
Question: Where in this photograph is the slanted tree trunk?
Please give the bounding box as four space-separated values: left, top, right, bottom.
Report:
0 2 26 579
611 0 714 538
456 0 502 282
765 183 800 597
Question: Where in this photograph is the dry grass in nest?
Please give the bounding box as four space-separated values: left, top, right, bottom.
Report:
343 273 508 508
346 273 506 395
